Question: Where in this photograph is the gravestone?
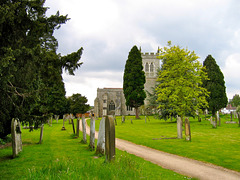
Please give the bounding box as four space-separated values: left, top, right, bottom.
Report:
61 115 66 130
185 118 191 141
39 124 44 144
96 117 105 155
55 115 59 123
105 116 115 162
121 116 125 124
177 116 182 139
231 111 233 121
217 111 221 126
89 116 95 150
72 119 75 134
81 115 87 144
211 116 217 128
11 118 22 158
76 118 80 137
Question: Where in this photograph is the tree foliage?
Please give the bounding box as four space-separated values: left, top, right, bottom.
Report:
0 0 83 137
68 94 90 115
230 94 240 107
202 55 228 115
123 45 146 118
156 42 209 119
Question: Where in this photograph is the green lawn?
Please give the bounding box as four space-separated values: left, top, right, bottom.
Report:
93 114 240 172
0 119 191 179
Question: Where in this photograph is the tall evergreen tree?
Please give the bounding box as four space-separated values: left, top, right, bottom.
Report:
202 55 228 116
123 46 146 119
0 0 83 137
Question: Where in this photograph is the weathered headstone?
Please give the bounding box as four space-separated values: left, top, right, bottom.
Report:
105 116 115 162
231 111 233 121
121 116 125 124
185 118 191 141
72 119 75 134
11 118 22 158
61 115 66 130
55 115 59 123
217 111 221 126
39 124 44 144
96 117 105 155
177 116 182 139
81 115 87 144
76 118 80 137
89 116 95 150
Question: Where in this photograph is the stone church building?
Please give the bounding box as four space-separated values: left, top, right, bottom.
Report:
94 52 160 117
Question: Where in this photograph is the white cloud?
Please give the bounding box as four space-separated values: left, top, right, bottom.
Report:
222 53 240 99
44 0 240 105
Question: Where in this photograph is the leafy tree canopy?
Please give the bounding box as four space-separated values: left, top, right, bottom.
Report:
68 94 90 115
230 94 240 107
156 41 209 119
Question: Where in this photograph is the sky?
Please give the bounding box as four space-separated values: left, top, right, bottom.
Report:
45 0 240 106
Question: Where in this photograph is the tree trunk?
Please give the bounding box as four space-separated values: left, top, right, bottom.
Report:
135 107 140 119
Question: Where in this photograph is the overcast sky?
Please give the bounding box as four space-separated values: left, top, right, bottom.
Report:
45 0 240 106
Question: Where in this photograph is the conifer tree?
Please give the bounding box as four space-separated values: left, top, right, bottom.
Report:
123 46 146 119
202 55 228 116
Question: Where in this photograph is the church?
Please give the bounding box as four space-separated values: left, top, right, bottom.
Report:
94 52 160 117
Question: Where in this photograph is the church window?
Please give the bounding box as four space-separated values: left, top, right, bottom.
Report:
150 62 154 72
109 101 115 111
145 63 149 72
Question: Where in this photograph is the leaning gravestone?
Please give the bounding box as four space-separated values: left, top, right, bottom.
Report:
72 119 75 134
177 116 182 139
121 116 125 124
11 118 22 158
89 116 95 150
81 115 87 144
105 116 115 162
96 117 105 155
185 118 191 141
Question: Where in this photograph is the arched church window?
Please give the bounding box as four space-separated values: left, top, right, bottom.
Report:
150 62 154 72
109 101 115 111
145 63 149 72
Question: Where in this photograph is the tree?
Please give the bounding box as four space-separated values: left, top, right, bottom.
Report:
202 55 228 116
0 0 83 138
123 45 146 119
156 42 209 121
230 94 240 107
68 94 90 115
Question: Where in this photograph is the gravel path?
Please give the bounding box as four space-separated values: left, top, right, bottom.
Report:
81 119 240 180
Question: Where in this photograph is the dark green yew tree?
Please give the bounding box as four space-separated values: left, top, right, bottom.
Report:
0 0 83 137
123 46 146 119
202 55 228 116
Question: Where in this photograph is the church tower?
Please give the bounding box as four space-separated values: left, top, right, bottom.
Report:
141 52 160 104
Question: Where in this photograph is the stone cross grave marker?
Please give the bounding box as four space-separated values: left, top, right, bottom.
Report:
105 116 115 162
89 116 95 150
185 118 191 141
81 115 87 144
96 117 105 155
11 118 22 158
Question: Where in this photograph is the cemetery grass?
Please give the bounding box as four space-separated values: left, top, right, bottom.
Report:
0 120 191 180
94 114 240 172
